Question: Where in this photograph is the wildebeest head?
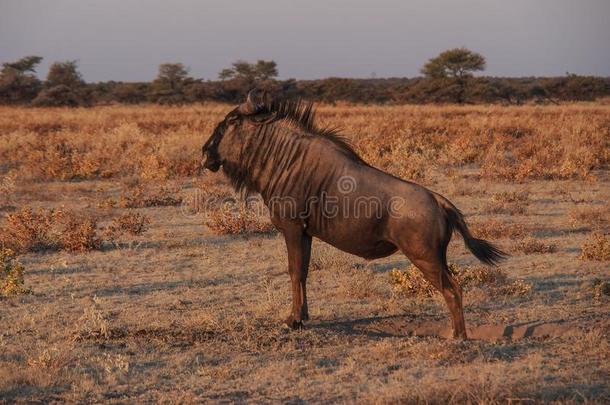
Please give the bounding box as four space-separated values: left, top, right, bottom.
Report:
201 90 265 172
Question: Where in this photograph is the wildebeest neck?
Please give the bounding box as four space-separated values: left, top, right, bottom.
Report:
223 120 364 204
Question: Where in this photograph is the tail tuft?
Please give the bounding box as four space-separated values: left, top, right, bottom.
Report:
435 193 508 266
464 237 508 266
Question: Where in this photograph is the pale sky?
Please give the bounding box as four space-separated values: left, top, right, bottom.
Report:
1 0 609 82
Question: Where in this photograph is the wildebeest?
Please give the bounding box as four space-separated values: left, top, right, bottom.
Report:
201 91 506 339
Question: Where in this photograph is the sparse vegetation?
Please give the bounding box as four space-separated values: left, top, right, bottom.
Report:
0 104 609 182
389 263 532 299
514 237 557 254
0 103 608 403
483 191 530 214
105 212 151 238
0 206 150 253
205 202 276 235
60 214 101 252
2 56 609 105
569 205 610 230
579 232 610 261
471 219 527 240
0 248 28 296
0 173 16 207
0 207 61 252
591 279 610 299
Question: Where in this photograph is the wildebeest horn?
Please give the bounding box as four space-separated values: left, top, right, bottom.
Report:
238 89 259 115
246 89 256 105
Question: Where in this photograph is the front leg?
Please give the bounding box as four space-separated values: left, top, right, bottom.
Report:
282 226 312 329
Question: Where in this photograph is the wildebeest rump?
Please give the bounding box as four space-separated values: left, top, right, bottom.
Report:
201 91 506 339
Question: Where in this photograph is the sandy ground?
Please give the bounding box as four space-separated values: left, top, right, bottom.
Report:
1 165 609 403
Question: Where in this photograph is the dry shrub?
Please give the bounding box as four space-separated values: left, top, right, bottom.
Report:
494 279 532 296
389 263 531 299
1 104 608 183
0 173 16 206
513 237 557 254
454 264 530 296
205 203 276 235
0 207 101 253
0 207 61 252
74 298 111 340
483 191 530 214
569 206 609 230
579 232 610 261
471 219 527 240
377 137 438 181
105 212 150 238
389 266 435 298
183 181 237 216
455 264 507 287
491 190 530 204
0 206 149 253
479 114 608 181
60 213 101 252
118 184 182 208
591 279 610 299
0 248 28 296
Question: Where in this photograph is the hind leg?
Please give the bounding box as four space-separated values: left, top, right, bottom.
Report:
407 256 467 339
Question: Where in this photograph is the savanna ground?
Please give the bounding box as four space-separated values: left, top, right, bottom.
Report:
0 103 609 404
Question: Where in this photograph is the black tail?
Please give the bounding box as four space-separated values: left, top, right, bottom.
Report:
435 195 508 266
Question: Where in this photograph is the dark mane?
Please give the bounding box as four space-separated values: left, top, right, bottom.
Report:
246 98 366 164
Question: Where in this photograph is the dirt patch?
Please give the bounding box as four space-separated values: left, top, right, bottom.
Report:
360 318 583 341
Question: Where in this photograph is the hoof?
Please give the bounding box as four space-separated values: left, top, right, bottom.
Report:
453 331 468 340
285 315 304 330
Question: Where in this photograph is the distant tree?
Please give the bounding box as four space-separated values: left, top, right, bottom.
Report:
3 56 43 74
0 56 43 104
421 48 486 103
253 60 278 80
32 84 82 107
232 60 255 79
156 63 190 90
217 60 278 81
46 61 85 88
149 63 193 104
111 82 148 104
218 68 235 81
32 60 86 106
421 48 486 79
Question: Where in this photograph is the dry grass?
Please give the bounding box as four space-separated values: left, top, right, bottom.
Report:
0 103 608 403
0 207 150 253
482 190 530 214
513 237 557 254
118 183 183 208
389 263 532 299
0 172 17 207
471 219 528 240
0 207 63 252
569 205 610 230
0 248 28 296
205 202 277 235
0 104 609 183
105 212 151 237
579 232 610 261
591 279 610 300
